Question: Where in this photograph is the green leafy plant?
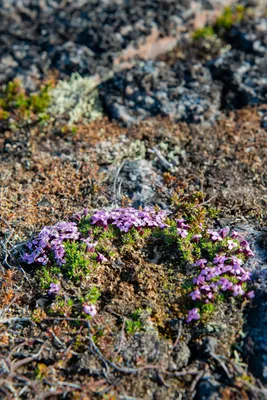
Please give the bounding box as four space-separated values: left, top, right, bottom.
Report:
192 26 215 40
0 78 51 122
215 5 245 29
125 309 144 334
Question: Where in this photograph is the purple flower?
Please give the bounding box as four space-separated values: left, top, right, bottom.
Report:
82 238 98 252
192 234 202 242
186 308 200 323
218 278 233 291
221 264 232 273
227 240 238 250
207 229 223 242
177 228 188 238
48 283 60 295
176 218 190 229
231 231 240 239
83 304 97 317
96 253 108 263
91 207 168 233
243 245 255 257
220 227 230 238
232 285 244 297
206 292 214 299
193 275 206 285
239 272 251 282
213 254 228 265
240 239 249 248
190 289 201 300
194 258 207 268
246 291 255 299
22 221 80 267
201 285 211 292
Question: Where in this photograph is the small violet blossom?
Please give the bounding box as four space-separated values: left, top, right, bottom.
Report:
207 229 223 242
220 227 230 238
246 291 255 299
177 228 188 238
192 234 202 242
227 240 238 250
96 253 108 263
190 289 201 300
48 283 60 295
186 308 200 323
232 285 245 297
83 304 97 317
194 258 207 268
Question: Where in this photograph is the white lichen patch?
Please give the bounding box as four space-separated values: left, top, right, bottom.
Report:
95 135 147 164
48 73 103 124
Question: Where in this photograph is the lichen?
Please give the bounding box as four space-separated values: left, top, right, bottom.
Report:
48 73 103 125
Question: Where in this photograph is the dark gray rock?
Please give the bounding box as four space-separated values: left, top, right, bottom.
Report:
170 341 191 370
122 332 169 368
233 224 267 384
208 49 267 109
102 60 222 124
195 376 221 400
112 159 162 207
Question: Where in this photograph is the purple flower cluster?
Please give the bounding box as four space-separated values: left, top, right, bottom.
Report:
91 207 168 233
186 229 255 323
22 222 80 266
22 207 168 268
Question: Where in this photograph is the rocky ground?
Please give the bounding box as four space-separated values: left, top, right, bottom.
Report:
0 1 267 399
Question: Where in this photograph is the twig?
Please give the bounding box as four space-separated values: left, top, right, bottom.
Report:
198 196 216 207
189 370 205 393
38 389 69 400
86 322 162 374
150 147 174 170
238 379 267 395
11 344 45 373
163 370 201 378
0 317 33 325
114 317 126 358
210 352 232 379
113 160 125 203
172 320 183 351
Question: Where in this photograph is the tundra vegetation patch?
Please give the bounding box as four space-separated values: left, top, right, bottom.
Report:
22 205 255 325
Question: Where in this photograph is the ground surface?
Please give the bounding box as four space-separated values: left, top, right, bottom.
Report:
0 1 267 399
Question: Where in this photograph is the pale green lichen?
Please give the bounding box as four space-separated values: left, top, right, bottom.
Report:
95 135 147 164
48 73 103 125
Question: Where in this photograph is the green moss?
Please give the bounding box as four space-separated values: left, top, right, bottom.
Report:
36 265 61 290
81 286 101 304
215 4 245 29
125 309 144 334
0 79 51 122
201 303 215 315
192 26 215 40
63 242 92 279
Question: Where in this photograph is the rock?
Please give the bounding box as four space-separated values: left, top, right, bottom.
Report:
235 225 267 384
195 376 221 400
170 341 191 370
0 0 238 86
122 332 169 368
102 60 222 124
112 159 161 207
208 49 267 109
